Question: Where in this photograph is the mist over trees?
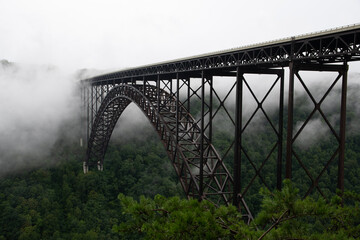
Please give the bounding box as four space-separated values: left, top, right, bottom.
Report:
0 129 183 239
0 60 82 175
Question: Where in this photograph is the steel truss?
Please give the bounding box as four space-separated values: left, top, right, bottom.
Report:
83 79 254 223
286 62 348 198
234 68 284 209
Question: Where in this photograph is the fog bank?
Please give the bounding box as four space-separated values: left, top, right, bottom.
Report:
0 60 81 175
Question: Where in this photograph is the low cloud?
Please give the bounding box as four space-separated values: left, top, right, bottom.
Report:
293 118 330 150
0 60 80 175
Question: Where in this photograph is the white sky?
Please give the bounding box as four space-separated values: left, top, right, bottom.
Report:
1 0 360 71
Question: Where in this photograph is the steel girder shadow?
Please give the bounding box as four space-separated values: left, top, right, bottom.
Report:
84 83 253 222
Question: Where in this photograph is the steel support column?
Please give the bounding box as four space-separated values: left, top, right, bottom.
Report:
285 62 348 198
277 69 284 190
208 76 213 143
176 74 180 144
86 85 90 144
157 75 160 114
234 67 243 207
232 67 284 202
187 77 191 113
338 62 348 193
143 76 146 96
91 85 94 135
286 62 295 179
199 71 205 199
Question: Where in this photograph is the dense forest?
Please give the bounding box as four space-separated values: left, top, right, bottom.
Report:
1 74 360 239
0 125 184 239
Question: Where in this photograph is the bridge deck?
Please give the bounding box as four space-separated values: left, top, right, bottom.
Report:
84 23 360 84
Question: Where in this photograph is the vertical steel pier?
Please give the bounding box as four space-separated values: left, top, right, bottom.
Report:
285 62 348 197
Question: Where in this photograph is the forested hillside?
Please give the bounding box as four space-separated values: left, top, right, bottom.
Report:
0 126 183 239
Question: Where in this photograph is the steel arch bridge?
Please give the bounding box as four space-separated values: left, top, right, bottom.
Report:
86 84 236 205
81 24 360 221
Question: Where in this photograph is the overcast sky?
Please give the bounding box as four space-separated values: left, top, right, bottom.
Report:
1 0 360 71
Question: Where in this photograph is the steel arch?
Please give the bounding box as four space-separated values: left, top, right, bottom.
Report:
84 83 253 222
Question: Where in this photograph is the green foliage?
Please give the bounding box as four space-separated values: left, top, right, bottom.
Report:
115 180 360 239
0 132 182 239
114 194 256 239
256 180 360 239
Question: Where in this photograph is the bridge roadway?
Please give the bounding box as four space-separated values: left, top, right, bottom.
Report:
81 24 360 222
85 23 360 84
